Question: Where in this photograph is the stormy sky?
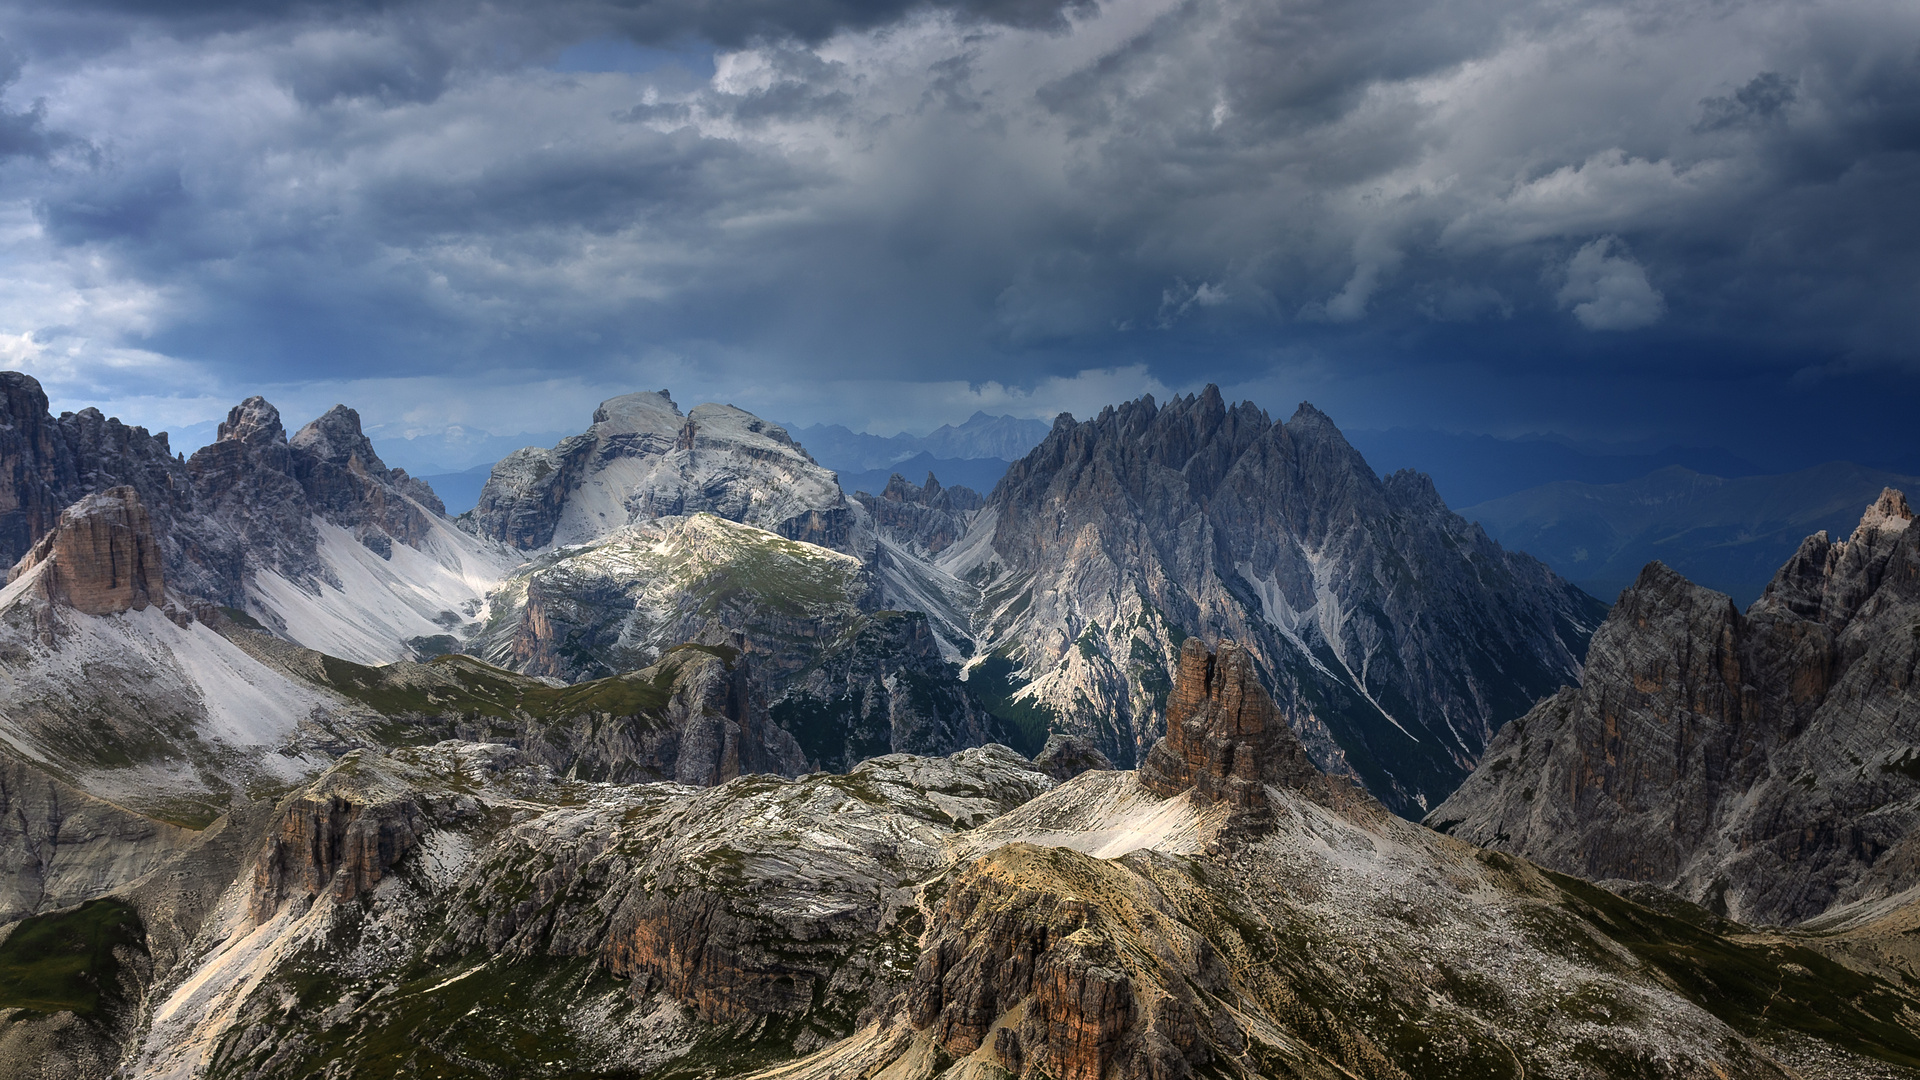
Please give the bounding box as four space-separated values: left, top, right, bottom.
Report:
0 0 1915 472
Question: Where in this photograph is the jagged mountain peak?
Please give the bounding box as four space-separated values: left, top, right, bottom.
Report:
1285 399 1337 427
960 387 1603 814
1858 485 1913 536
217 395 286 448
290 404 392 477
1751 484 1914 629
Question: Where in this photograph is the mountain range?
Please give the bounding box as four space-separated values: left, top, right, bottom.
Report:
784 411 1052 472
6 370 1920 1078
1462 461 1920 607
940 390 1604 816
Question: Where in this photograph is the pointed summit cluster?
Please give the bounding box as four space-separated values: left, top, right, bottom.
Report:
944 384 1605 815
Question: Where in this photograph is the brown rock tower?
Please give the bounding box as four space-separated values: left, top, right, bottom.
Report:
7 485 165 615
1138 638 1323 814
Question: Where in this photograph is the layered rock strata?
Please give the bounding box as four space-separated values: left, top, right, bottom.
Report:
249 768 425 920
1429 488 1920 925
8 486 166 615
1138 639 1327 817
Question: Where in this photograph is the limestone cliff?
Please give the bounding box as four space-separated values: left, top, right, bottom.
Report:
249 766 425 921
464 390 863 556
1429 488 1920 926
1138 638 1326 816
8 486 165 615
940 387 1605 816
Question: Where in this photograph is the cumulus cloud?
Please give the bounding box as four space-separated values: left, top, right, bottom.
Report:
0 0 1914 457
1557 237 1664 331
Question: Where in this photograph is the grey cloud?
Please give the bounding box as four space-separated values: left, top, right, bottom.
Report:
1696 72 1796 132
22 0 1090 51
0 46 71 160
273 28 456 106
1556 237 1663 331
0 0 1917 459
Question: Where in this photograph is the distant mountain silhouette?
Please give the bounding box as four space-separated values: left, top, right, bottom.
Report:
1347 427 1762 506
1463 461 1920 607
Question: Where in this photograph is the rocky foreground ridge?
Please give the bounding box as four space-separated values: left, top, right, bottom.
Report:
8 640 1920 1079
1431 488 1920 927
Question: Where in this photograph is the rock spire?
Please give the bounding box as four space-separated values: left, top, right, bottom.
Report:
8 486 165 615
1139 639 1324 816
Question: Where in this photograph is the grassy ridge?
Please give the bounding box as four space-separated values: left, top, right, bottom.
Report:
0 900 143 1016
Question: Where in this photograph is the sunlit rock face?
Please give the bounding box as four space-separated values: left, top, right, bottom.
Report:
1138 639 1323 815
1432 488 1920 926
943 385 1605 815
9 486 165 615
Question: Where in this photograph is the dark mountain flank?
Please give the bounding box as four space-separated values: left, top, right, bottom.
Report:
944 387 1606 816
1430 488 1920 926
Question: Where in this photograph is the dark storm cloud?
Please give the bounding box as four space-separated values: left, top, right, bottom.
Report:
0 0 1915 458
0 47 71 159
35 0 1091 48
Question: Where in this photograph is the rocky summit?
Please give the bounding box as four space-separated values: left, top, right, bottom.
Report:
941 387 1605 815
8 486 166 616
1138 638 1331 817
1430 488 1920 927
465 390 861 554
